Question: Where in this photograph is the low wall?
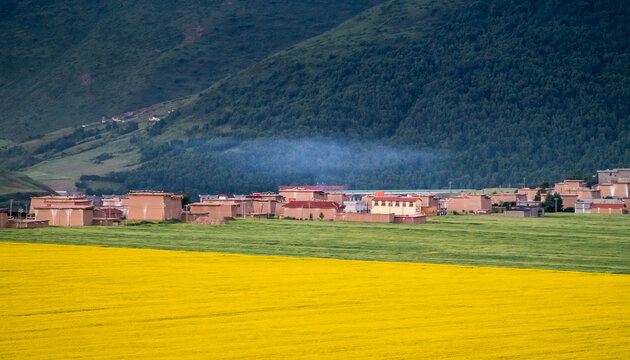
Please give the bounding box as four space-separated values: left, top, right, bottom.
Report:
335 213 394 223
0 213 7 228
393 215 426 224
7 220 49 229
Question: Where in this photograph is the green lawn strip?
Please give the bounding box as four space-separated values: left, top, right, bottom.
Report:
0 214 628 273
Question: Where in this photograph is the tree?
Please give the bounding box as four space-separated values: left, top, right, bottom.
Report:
319 212 325 220
544 193 563 213
534 189 541 201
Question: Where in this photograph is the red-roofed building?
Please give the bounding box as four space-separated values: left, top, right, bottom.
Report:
591 202 625 215
282 201 343 220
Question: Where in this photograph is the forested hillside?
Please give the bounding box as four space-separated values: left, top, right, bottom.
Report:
0 0 383 139
112 0 629 194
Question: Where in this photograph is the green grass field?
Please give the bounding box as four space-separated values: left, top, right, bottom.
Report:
1 214 628 273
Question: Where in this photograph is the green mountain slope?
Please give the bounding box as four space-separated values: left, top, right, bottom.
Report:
141 0 627 190
0 0 383 139
0 170 54 207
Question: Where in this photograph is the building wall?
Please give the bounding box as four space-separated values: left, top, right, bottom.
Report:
29 196 92 215
490 193 526 204
126 195 165 220
371 199 422 216
591 207 624 215
421 206 438 216
560 194 578 209
417 195 439 207
517 188 539 201
393 215 426 224
326 193 348 204
164 196 182 220
555 180 585 195
335 213 394 223
189 203 238 219
599 183 630 198
283 207 338 220
7 220 49 228
279 190 327 201
504 209 540 217
0 212 7 228
598 169 630 185
126 193 182 221
447 195 492 213
578 189 601 200
575 203 591 214
343 201 368 213
34 208 93 226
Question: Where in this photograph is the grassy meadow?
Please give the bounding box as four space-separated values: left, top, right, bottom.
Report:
1 242 629 359
1 214 628 273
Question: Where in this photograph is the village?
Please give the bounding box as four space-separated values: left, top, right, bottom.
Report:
0 168 629 229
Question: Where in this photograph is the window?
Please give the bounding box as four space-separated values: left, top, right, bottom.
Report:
388 202 393 206
402 202 406 207
373 201 378 207
381 201 386 206
409 202 414 207
395 201 400 207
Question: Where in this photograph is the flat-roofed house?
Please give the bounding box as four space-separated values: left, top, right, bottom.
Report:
279 188 327 202
591 202 625 214
554 180 585 195
447 194 492 214
125 191 183 221
30 195 92 216
33 204 94 226
490 193 527 205
188 202 239 221
576 199 626 214
597 168 630 185
371 196 423 216
282 201 343 220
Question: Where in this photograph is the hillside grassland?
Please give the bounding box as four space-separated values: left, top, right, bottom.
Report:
1 214 628 273
0 0 383 139
1 242 629 359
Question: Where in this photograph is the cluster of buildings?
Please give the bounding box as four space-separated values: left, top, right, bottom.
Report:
1 169 628 228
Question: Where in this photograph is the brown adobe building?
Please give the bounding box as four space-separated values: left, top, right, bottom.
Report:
279 189 328 202
283 201 343 220
490 193 527 205
31 195 94 226
447 194 492 214
124 191 183 221
33 204 94 226
187 202 239 221
554 180 585 195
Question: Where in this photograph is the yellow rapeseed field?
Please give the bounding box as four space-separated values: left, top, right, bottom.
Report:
1 242 629 359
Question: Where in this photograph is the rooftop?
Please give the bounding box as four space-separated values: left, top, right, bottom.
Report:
283 201 342 209
372 196 421 202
